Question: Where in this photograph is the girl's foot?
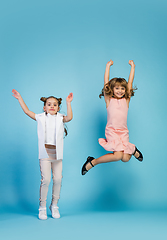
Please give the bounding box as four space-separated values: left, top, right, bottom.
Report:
38 207 47 220
81 156 95 175
49 205 60 219
133 147 143 161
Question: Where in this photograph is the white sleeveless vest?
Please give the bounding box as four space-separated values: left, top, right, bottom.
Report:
35 112 64 160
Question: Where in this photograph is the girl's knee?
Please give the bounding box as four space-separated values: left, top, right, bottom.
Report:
121 154 131 162
53 176 62 185
114 152 123 161
41 176 51 186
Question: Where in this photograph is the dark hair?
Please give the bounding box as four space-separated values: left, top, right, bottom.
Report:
40 96 62 106
40 96 68 136
99 77 137 99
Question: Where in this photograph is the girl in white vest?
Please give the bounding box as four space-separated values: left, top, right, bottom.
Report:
12 89 73 220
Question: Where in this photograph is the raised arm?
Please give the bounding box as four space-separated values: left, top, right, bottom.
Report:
12 89 36 120
104 60 113 106
63 93 73 123
104 60 114 85
127 60 135 97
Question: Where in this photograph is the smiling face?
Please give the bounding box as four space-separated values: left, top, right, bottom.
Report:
43 98 60 115
113 84 126 99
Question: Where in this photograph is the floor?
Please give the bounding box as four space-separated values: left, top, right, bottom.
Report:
1 208 167 240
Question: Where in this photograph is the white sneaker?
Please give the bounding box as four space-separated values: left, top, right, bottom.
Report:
49 205 60 218
38 207 47 220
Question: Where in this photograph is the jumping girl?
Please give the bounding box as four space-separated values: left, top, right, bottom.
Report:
12 89 73 219
81 59 143 175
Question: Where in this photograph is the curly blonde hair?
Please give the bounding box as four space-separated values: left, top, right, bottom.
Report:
40 96 68 136
99 77 137 99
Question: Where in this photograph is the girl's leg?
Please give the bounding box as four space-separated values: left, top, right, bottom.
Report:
39 160 51 207
51 160 63 206
121 153 132 162
50 160 62 218
85 151 123 172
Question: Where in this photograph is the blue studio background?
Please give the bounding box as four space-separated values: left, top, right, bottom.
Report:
1 0 167 239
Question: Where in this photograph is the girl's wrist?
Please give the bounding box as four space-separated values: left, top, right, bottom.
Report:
17 95 21 100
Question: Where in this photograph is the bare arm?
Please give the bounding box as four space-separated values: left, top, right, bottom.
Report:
12 89 36 120
127 60 135 97
63 93 73 123
104 60 114 106
104 60 114 85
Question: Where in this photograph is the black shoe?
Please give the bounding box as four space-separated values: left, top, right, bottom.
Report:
133 147 143 162
81 156 95 175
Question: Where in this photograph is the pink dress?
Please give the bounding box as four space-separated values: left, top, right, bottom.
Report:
98 98 135 154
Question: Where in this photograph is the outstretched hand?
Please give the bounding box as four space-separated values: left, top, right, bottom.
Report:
12 89 20 99
66 93 73 102
129 60 135 68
